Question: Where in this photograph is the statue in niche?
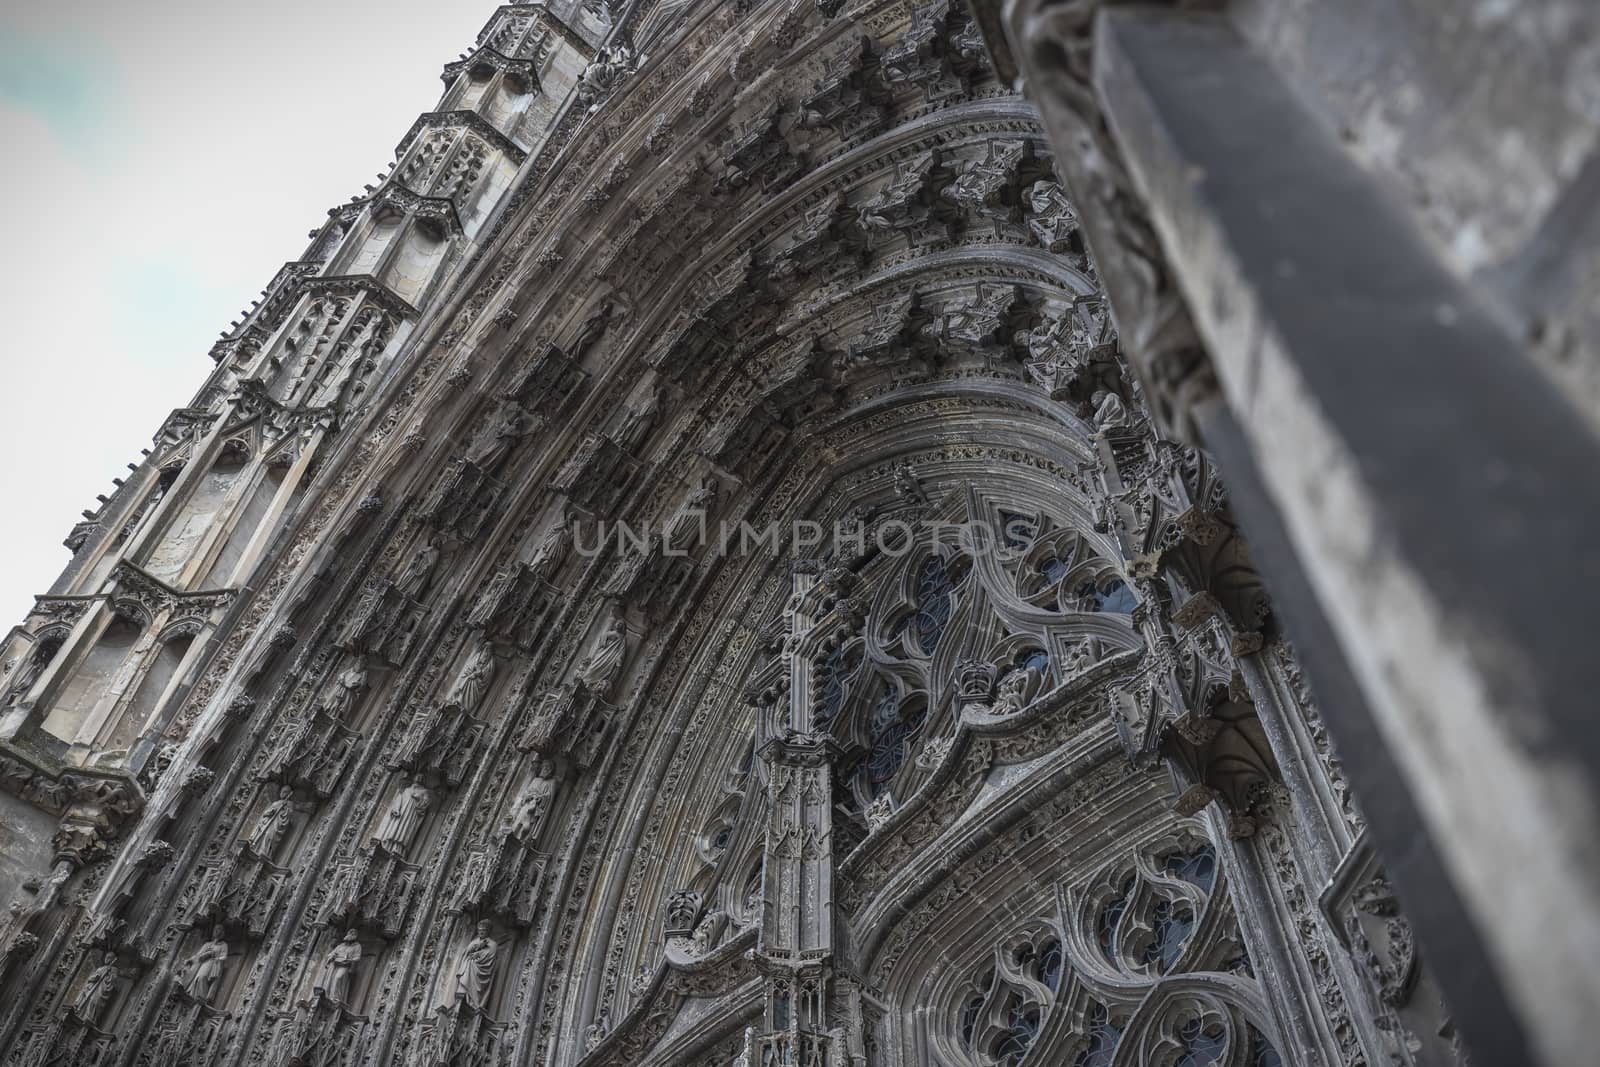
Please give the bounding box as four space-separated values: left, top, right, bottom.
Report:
466 402 536 475
318 659 369 720
246 785 295 859
1064 637 1101 676
569 300 619 362
527 509 571 586
615 382 662 452
451 921 499 1011
666 478 718 554
177 927 229 1004
444 642 496 714
373 778 432 855
73 951 118 1025
1091 389 1129 431
395 539 442 600
576 614 626 697
506 760 559 844
315 930 364 1005
989 665 1045 717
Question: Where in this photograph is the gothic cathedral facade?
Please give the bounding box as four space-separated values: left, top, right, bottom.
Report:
1 2 1562 1066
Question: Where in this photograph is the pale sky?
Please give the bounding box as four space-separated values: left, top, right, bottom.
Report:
0 1 495 624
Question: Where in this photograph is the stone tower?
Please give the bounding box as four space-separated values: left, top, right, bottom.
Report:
1 2 1592 1065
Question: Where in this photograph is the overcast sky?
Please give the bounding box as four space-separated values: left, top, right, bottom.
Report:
0 1 493 624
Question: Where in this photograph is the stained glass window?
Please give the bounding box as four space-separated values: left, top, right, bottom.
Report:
1077 577 1138 613
1037 556 1070 584
1161 844 1217 893
1000 510 1037 549
1072 1003 1122 1067
1034 938 1063 992
1014 647 1050 674
865 687 924 795
1142 898 1195 971
990 995 1040 1065
960 994 984 1047
1175 1018 1228 1067
913 556 956 653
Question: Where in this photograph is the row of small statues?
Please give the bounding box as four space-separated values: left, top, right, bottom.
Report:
248 755 560 866
74 918 504 1027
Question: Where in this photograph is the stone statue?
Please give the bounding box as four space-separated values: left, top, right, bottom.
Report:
990 665 1045 716
466 403 535 474
246 785 295 859
615 382 661 452
528 509 571 585
445 642 496 714
1091 389 1129 431
373 778 432 855
451 921 498 1011
319 660 368 720
576 615 626 696
316 929 363 1004
666 478 717 554
506 760 559 843
395 539 441 600
569 300 618 361
73 951 118 1025
178 927 229 1004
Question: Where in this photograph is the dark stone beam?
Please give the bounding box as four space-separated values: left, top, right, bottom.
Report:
1093 10 1600 1064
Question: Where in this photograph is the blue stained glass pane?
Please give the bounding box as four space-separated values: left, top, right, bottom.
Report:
1175 1019 1228 1067
1161 845 1217 893
1035 939 1063 991
960 994 984 1048
990 995 1040 1065
1072 1003 1122 1067
1000 511 1037 549
865 687 924 795
1038 556 1070 584
1096 579 1138 614
1015 648 1050 673
914 557 955 653
1142 898 1196 971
